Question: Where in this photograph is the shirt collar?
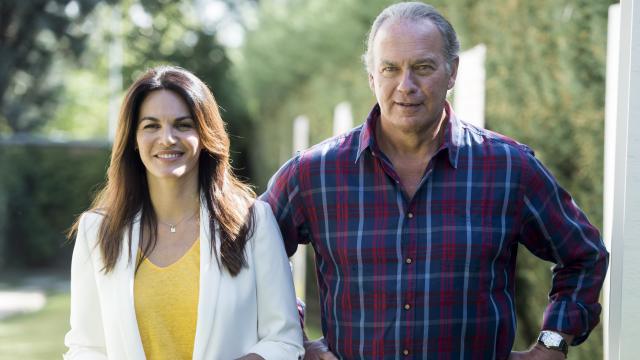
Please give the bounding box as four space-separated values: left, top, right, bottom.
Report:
355 104 380 162
355 101 462 168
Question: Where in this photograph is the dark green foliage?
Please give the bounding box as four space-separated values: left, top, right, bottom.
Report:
448 0 614 231
0 143 109 268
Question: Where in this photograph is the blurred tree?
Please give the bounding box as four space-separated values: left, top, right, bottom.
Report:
237 0 390 186
42 0 255 173
0 0 116 134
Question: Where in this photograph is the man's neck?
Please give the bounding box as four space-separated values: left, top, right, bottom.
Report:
374 109 448 199
376 110 447 162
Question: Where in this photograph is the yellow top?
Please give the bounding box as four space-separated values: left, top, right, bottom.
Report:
134 238 200 360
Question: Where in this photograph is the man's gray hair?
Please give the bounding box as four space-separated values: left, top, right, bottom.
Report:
363 2 460 74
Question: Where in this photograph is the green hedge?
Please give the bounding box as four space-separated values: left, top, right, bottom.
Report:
0 142 109 269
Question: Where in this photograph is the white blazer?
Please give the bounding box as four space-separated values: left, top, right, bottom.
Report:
64 200 304 360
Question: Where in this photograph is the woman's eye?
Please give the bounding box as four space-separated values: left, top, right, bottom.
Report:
143 123 158 129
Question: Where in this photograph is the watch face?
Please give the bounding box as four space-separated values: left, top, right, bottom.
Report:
541 331 563 347
538 331 568 357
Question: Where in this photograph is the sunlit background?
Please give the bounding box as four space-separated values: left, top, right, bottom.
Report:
0 0 615 358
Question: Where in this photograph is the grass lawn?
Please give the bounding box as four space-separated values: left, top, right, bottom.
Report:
0 290 322 359
0 292 70 360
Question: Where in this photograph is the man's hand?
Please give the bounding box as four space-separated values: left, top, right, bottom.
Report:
303 338 338 360
508 344 566 360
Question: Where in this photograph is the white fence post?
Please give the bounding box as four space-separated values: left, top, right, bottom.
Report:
333 102 353 136
603 4 620 360
453 44 486 128
605 0 640 358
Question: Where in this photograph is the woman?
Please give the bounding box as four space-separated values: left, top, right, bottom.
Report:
64 66 303 359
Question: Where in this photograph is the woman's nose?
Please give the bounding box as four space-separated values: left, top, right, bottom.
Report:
159 125 177 145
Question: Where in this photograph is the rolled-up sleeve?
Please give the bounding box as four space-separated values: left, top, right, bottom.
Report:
519 151 609 345
260 155 308 257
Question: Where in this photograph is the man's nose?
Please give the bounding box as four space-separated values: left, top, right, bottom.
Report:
397 71 418 94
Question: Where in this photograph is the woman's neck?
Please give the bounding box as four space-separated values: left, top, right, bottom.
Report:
146 173 200 223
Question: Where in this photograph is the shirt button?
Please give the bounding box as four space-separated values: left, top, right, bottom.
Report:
405 257 412 264
403 349 409 356
371 151 376 157
407 212 414 219
404 303 411 310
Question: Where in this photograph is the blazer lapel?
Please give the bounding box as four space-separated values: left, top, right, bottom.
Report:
192 204 222 360
117 214 146 359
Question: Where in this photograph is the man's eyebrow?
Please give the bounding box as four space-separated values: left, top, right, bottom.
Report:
413 57 438 65
379 57 438 67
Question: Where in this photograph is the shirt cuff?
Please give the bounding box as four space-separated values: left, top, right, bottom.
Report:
542 300 602 345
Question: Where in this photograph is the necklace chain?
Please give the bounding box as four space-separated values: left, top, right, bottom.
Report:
158 209 199 233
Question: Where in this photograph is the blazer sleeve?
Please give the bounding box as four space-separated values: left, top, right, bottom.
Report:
246 201 304 359
63 213 108 360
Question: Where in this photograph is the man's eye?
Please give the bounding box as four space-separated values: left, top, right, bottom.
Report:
382 67 396 72
416 65 434 72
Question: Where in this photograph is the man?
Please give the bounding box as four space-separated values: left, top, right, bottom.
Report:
261 2 608 359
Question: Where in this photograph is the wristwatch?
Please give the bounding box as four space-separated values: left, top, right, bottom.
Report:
537 330 568 358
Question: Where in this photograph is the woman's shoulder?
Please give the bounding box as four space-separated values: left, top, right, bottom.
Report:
252 199 276 222
248 200 280 241
77 209 107 235
247 200 286 255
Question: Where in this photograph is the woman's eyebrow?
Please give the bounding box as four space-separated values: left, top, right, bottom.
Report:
139 115 192 122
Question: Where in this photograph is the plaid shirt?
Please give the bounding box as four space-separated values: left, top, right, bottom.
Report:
261 103 608 359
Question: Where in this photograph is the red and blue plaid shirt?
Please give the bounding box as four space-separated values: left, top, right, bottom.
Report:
261 103 608 359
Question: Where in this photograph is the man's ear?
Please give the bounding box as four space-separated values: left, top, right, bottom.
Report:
447 56 459 90
368 73 375 92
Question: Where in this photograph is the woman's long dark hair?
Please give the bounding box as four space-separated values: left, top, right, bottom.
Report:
69 65 255 276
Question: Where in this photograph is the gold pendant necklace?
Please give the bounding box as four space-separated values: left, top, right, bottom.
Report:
158 209 198 234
